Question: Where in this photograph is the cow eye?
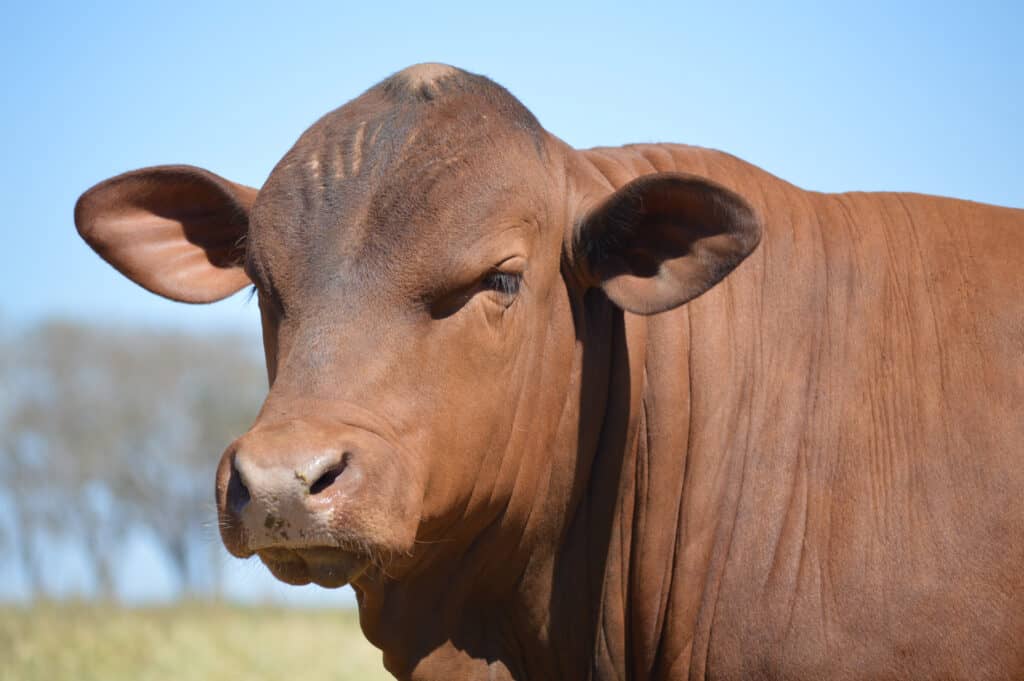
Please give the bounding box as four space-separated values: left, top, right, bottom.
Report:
481 270 522 297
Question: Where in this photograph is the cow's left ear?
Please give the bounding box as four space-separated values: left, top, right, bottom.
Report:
573 173 761 315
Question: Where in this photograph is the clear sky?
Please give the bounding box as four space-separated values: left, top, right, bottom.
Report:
3 0 1021 332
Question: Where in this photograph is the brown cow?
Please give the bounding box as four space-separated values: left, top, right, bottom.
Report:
75 64 1024 680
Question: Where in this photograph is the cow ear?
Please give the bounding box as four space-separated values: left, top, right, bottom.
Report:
573 173 761 315
74 165 256 303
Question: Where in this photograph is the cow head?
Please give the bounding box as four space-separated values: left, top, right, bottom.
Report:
75 65 759 594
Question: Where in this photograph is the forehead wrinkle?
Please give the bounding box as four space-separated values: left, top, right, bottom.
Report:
248 66 556 309
252 154 546 306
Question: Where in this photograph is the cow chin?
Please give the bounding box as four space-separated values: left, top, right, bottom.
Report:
258 546 372 588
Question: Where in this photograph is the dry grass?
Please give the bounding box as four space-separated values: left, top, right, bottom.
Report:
0 602 391 681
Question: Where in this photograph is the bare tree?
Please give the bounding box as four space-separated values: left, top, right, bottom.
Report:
0 319 265 600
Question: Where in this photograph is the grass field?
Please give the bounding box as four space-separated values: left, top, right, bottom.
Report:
0 602 391 681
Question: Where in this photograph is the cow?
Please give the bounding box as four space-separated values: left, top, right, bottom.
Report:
74 64 1023 680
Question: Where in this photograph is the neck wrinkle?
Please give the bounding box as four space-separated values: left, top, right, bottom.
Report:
523 277 654 681
566 142 788 680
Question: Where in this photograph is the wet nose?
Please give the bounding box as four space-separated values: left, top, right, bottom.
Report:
216 419 366 555
227 447 350 516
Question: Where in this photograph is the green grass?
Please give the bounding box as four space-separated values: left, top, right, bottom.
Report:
0 602 391 681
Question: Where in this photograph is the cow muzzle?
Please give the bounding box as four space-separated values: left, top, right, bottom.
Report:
215 416 419 587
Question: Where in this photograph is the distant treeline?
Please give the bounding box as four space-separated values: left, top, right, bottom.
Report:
0 319 266 600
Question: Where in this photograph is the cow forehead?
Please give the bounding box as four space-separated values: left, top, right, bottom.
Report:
246 66 558 297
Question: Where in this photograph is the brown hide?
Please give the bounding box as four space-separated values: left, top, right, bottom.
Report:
570 144 1024 680
74 65 1024 680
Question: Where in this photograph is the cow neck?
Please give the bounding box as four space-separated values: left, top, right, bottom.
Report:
542 287 739 681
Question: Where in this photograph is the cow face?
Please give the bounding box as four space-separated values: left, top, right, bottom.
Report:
75 64 759 590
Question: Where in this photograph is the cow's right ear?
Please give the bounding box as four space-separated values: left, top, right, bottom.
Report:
74 165 256 303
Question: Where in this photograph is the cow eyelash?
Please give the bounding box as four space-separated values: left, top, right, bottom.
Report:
481 270 522 296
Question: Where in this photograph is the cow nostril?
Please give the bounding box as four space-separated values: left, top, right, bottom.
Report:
227 460 251 514
308 453 350 496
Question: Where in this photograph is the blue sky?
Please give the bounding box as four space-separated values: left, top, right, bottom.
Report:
3 0 1021 332
1 1 1021 604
